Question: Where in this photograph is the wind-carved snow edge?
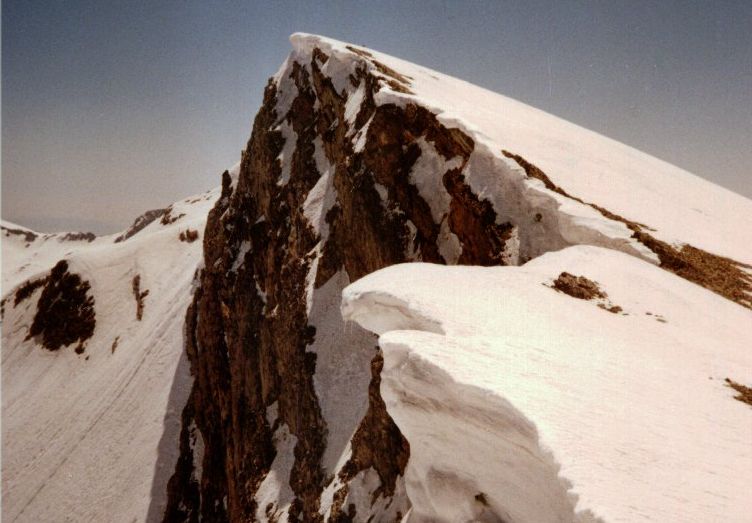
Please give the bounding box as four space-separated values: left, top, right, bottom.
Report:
342 278 606 523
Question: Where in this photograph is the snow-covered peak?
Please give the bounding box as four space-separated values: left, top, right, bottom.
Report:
281 34 752 266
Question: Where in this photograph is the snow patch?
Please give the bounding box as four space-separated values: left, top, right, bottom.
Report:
407 137 464 264
318 445 352 519
276 120 297 186
307 271 375 474
303 137 337 241
254 423 298 521
437 219 461 264
188 419 205 482
373 182 389 206
347 468 410 522
266 401 279 426
353 114 374 153
273 56 299 120
408 137 463 223
290 33 359 96
404 220 419 259
254 275 267 308
345 81 366 128
502 225 521 265
230 240 251 272
319 459 410 522
304 249 320 316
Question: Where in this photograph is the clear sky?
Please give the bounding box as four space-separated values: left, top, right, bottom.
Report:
3 0 750 234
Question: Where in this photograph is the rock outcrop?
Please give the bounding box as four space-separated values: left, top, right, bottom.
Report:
25 260 96 352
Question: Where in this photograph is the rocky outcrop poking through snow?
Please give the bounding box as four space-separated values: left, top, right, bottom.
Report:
132 274 149 321
2 223 39 243
114 208 167 243
25 260 96 352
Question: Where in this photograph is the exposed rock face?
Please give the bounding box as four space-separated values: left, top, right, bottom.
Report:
161 206 186 225
164 37 752 522
725 378 752 407
13 276 47 306
163 44 529 522
179 229 200 243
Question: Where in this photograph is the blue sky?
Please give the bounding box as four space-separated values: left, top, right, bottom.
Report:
3 0 750 233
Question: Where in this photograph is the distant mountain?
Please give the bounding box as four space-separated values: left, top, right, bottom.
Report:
2 34 750 523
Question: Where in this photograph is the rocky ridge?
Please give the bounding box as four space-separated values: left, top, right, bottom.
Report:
163 34 752 522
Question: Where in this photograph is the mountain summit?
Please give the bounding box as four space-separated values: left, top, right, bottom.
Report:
3 34 750 523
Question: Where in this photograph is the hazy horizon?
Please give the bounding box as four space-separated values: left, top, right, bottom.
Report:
3 0 751 234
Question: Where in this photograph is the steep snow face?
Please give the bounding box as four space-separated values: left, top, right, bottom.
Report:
1 186 220 522
295 34 751 265
343 246 752 523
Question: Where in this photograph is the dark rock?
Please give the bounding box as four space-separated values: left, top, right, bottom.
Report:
2 225 38 242
26 260 96 352
114 209 167 243
59 231 96 242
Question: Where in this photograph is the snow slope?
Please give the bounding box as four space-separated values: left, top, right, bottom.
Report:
343 246 752 522
1 184 221 522
290 33 752 266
